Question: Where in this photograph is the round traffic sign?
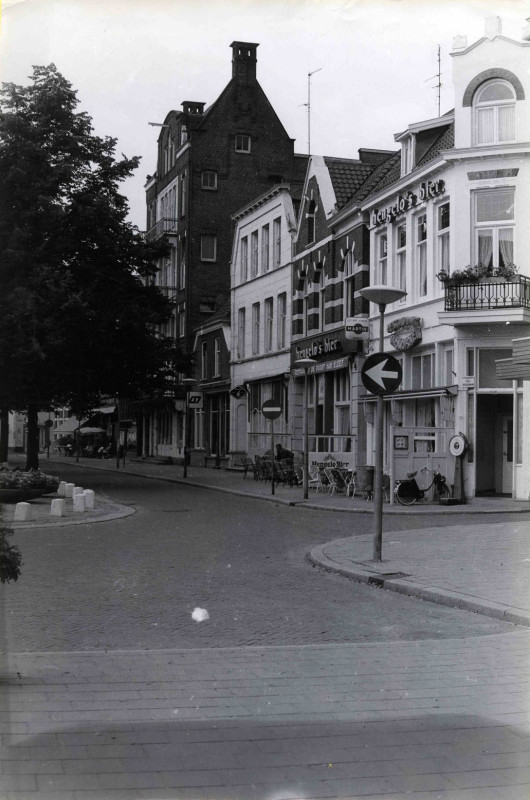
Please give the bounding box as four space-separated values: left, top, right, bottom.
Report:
361 352 402 395
261 399 282 420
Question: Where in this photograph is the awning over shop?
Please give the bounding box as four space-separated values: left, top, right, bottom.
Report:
496 337 530 381
54 418 86 434
360 385 458 402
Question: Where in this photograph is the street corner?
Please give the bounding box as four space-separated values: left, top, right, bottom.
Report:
3 493 136 529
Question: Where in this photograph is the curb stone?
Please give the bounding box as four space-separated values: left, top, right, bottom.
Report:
308 542 530 628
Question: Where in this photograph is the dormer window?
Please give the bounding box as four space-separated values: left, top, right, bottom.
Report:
474 80 515 145
401 135 415 176
180 125 188 146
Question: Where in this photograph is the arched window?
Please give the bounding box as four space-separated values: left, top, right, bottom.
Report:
474 80 515 145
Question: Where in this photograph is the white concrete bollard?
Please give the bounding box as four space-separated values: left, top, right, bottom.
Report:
14 502 32 521
73 493 86 513
83 489 95 510
50 498 65 517
58 481 67 496
73 486 84 496
65 483 75 498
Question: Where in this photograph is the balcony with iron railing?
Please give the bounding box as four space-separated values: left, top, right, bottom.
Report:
443 275 530 312
145 218 178 242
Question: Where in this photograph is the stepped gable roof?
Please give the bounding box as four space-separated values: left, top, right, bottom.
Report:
323 157 374 209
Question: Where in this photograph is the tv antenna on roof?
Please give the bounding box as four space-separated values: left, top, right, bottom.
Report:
425 45 442 117
300 68 323 155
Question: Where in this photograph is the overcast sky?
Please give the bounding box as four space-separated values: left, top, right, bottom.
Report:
0 0 527 228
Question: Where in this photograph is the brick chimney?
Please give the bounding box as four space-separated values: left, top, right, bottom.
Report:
182 101 205 115
231 41 259 83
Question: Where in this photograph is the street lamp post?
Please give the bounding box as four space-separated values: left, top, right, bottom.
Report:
180 378 196 479
294 358 317 499
359 286 406 562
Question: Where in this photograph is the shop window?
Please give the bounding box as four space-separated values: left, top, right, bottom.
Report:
261 224 270 272
478 348 512 388
201 234 217 262
474 188 514 270
473 80 515 145
235 134 251 153
201 170 217 190
240 236 248 282
192 408 205 449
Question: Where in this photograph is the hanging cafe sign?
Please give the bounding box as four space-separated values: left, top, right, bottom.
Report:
371 179 445 227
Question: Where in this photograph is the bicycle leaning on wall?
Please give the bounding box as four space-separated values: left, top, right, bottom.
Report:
394 464 451 506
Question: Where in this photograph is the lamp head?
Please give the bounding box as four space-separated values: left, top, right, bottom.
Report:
359 285 407 307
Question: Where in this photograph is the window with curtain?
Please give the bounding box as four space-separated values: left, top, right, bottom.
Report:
473 80 516 145
395 223 407 296
437 202 450 274
377 232 387 284
474 188 514 270
416 213 427 296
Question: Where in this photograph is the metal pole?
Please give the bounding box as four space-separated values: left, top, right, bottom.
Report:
271 419 275 496
373 303 386 562
302 371 309 499
115 401 121 469
183 395 188 478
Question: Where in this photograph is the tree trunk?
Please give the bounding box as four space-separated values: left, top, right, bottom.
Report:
25 404 40 470
0 407 9 463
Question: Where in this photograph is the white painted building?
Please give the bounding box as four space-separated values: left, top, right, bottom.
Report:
229 184 300 460
356 17 530 501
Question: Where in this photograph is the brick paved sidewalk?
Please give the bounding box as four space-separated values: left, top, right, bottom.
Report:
310 521 530 627
35 453 530 515
2 632 530 799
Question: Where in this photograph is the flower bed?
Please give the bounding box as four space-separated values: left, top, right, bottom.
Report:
0 469 60 503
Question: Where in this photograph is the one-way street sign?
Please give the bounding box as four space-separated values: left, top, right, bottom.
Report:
361 352 402 395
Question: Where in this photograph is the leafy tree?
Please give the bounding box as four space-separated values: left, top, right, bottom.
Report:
0 65 190 468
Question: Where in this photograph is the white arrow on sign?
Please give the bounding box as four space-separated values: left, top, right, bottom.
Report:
366 359 400 389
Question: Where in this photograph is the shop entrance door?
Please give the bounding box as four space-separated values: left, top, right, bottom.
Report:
502 415 513 494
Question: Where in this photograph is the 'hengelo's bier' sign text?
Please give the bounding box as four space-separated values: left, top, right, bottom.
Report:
371 179 445 226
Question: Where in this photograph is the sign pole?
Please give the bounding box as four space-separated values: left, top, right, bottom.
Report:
270 419 275 496
373 306 385 561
